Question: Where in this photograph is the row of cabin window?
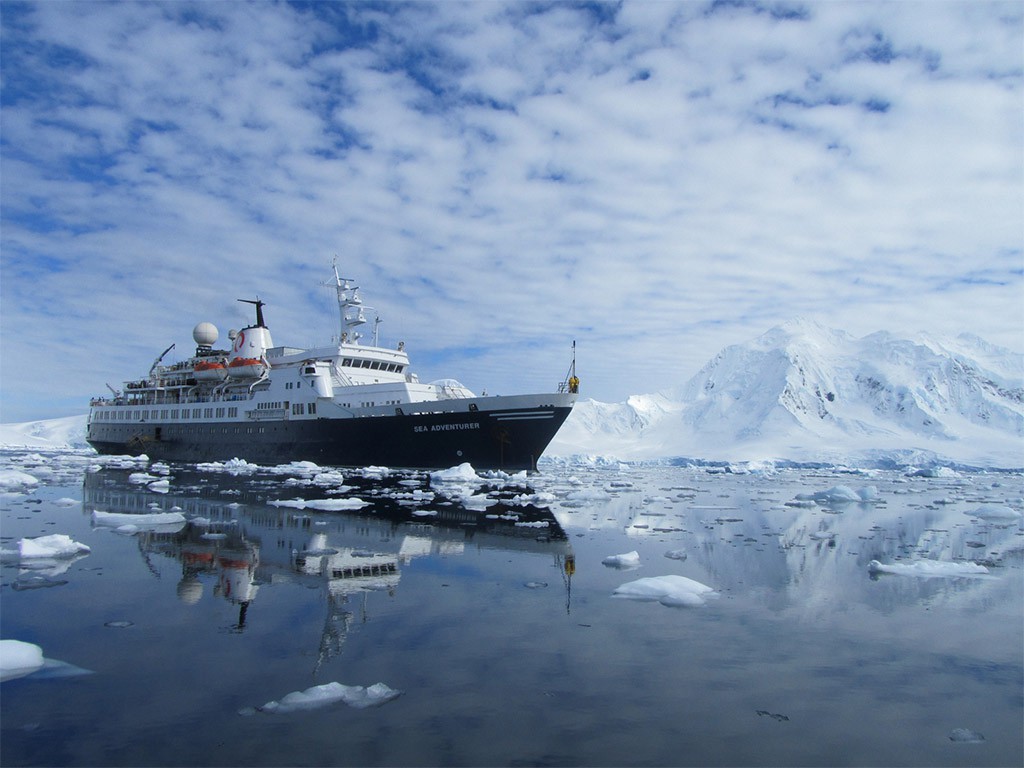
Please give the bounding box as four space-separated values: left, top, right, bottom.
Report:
96 407 239 421
340 400 402 408
342 358 404 373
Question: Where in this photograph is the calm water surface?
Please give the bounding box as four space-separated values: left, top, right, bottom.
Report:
1 449 1021 767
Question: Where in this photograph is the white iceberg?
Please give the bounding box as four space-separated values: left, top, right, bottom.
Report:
268 497 369 511
91 510 187 530
868 560 990 578
602 551 641 569
251 681 401 713
0 470 39 490
0 640 92 682
613 575 719 607
965 504 1021 521
429 463 481 484
17 534 90 559
0 640 44 682
795 485 866 504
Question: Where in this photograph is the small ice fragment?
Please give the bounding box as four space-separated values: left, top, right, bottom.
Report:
0 470 40 490
949 728 985 743
613 575 718 607
0 639 45 682
429 463 480 484
868 560 989 577
254 681 401 713
664 550 687 561
524 581 548 589
602 551 641 569
856 486 878 501
92 510 186 528
104 620 134 628
268 498 369 511
18 534 90 559
966 504 1020 520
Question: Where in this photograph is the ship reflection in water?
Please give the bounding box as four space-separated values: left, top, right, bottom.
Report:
80 465 575 647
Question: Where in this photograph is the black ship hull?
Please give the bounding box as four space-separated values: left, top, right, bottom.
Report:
87 404 572 471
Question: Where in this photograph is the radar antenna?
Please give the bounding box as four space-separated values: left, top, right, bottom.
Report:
237 298 267 328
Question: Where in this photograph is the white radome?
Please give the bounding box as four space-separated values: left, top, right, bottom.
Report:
192 322 219 347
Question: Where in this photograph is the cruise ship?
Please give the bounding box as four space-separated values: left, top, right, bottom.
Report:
87 263 578 470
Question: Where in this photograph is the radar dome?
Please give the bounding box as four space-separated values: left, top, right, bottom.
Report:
193 322 219 347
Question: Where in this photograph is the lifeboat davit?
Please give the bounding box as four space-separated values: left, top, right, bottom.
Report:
226 357 268 379
194 359 228 381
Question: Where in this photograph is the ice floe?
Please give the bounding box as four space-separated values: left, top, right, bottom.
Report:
965 504 1021 521
91 510 187 530
602 550 641 569
613 575 719 607
867 560 990 578
246 681 402 714
16 534 90 559
0 469 39 490
269 497 369 511
794 485 879 504
0 640 44 682
429 462 482 484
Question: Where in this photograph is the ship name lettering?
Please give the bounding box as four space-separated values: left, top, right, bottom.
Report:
413 422 480 433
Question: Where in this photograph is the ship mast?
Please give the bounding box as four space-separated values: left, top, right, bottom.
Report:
329 257 380 346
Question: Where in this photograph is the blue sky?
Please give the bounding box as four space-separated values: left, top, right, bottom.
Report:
1 0 1021 422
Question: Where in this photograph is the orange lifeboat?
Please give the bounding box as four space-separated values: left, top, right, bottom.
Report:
226 357 268 379
194 359 228 381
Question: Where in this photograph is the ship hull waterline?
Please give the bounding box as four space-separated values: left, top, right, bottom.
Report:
87 404 572 472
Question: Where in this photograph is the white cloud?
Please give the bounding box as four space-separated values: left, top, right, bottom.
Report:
1 0 1021 422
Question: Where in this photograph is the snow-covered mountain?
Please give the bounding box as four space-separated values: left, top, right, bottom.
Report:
0 415 90 451
3 319 1022 468
549 319 1023 468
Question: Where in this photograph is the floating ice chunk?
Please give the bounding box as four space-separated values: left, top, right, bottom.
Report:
613 575 718 607
269 497 369 511
53 498 80 507
0 470 39 490
251 681 401 714
664 549 688 561
196 458 260 475
412 509 438 517
128 472 160 484
793 485 881 505
565 488 611 502
856 486 879 502
18 534 90 559
602 551 641 569
430 463 481 484
965 504 1021 521
908 467 957 478
868 560 990 578
147 479 170 493
514 520 549 528
92 510 186 530
0 640 44 682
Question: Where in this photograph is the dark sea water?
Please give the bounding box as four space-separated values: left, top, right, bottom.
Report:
1 449 1021 767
